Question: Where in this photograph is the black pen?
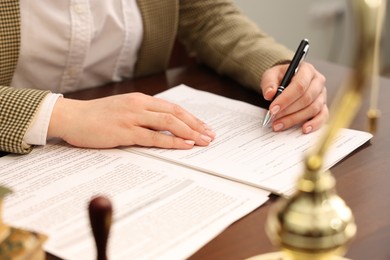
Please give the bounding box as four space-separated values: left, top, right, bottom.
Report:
262 39 310 127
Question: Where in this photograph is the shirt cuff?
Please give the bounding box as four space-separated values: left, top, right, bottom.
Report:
23 93 63 145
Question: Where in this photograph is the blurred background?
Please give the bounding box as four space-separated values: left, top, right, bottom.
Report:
233 0 390 77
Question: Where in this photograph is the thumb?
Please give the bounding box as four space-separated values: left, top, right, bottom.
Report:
260 64 289 101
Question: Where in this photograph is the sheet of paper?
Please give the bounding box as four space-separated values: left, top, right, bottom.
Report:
128 85 373 195
0 141 269 260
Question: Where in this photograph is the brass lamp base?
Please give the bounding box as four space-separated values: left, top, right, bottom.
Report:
247 251 349 260
0 187 47 259
0 226 47 259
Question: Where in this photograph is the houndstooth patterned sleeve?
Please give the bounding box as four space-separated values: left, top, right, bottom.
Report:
1 0 20 86
0 87 49 154
1 1 50 154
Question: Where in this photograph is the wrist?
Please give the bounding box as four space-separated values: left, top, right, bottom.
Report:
47 97 73 140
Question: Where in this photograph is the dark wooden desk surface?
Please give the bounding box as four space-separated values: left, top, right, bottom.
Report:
48 60 390 260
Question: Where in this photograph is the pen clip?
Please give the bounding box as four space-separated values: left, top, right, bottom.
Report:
294 44 310 74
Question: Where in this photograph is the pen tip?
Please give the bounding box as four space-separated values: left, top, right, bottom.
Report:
262 111 272 127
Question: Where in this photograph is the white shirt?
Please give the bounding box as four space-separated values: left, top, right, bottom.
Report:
11 0 143 145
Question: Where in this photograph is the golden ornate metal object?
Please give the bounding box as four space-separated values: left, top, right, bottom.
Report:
249 0 387 259
367 0 387 134
0 186 47 259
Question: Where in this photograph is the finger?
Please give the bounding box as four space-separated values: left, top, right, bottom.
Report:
270 63 317 114
144 97 215 138
260 65 289 100
275 74 326 119
301 104 329 134
272 89 327 132
138 110 213 146
130 127 199 149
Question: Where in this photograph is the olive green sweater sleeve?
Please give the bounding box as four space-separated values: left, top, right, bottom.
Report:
178 0 294 91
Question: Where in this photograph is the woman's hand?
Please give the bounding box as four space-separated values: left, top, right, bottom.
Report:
261 62 329 134
48 93 215 149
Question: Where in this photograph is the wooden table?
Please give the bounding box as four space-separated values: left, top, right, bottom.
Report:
48 60 390 260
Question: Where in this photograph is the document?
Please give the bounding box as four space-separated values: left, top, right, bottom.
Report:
128 85 373 196
0 84 372 259
1 142 268 260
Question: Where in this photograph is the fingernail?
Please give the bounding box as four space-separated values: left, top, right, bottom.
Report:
184 140 195 146
271 105 280 115
205 129 216 139
200 134 212 143
273 123 284 131
264 87 273 96
304 125 313 134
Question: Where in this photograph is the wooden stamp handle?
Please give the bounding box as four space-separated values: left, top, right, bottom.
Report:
89 196 113 260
